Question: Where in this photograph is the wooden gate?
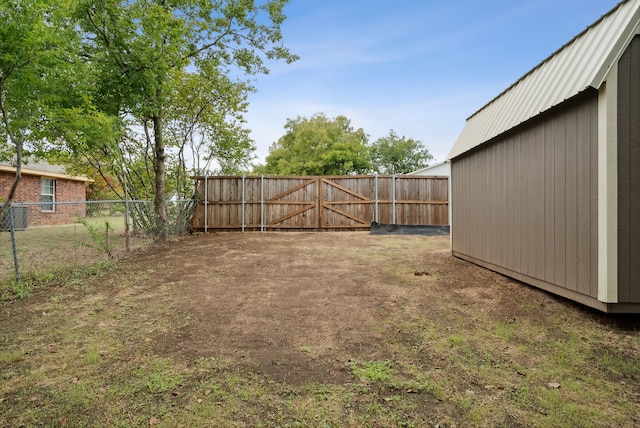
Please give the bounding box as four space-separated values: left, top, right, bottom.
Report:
191 175 448 232
319 177 374 229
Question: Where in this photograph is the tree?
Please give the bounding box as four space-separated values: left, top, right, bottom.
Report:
262 114 371 175
76 0 297 239
369 130 433 175
0 0 94 219
165 68 256 193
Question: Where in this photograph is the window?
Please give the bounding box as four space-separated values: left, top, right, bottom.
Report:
41 178 55 211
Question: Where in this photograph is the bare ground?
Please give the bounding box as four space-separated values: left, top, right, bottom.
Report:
122 232 633 386
2 231 639 426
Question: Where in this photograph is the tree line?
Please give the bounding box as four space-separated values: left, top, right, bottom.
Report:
255 113 432 176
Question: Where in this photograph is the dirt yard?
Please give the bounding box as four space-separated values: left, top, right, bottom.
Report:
1 232 639 427
119 232 640 423
140 233 512 384
148 232 459 386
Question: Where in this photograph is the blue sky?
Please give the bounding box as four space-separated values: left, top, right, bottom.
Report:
245 0 621 165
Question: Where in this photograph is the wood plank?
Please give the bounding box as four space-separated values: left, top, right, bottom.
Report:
321 178 373 201
320 199 445 205
554 114 567 287
268 178 316 202
317 177 323 229
267 203 316 226
322 204 369 224
265 224 370 229
565 106 579 291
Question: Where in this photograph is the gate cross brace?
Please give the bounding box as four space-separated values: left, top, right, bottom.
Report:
268 203 316 226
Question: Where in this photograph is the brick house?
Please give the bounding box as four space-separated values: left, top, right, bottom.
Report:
0 161 92 227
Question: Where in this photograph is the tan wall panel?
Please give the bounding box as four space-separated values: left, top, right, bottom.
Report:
452 91 599 298
617 36 640 303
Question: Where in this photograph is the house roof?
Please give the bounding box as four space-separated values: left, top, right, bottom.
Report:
448 0 640 160
407 161 450 176
0 161 93 183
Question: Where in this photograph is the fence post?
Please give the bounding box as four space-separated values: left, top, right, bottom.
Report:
374 173 379 223
123 174 132 252
204 176 208 233
9 205 20 283
241 175 246 233
392 174 396 224
260 175 264 233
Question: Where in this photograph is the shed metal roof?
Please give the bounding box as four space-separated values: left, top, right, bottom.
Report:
448 0 640 160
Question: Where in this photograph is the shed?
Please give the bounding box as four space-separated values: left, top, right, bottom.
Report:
447 0 640 313
0 161 92 227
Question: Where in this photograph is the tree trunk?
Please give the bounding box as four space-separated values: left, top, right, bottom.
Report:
153 112 167 241
0 146 22 221
0 88 23 221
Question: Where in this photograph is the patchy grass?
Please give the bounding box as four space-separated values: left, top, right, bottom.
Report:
0 233 638 427
0 215 151 283
0 260 117 301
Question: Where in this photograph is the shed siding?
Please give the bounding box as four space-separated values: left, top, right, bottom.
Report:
617 35 640 303
452 91 599 298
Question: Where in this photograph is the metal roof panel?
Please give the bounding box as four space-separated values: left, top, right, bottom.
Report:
448 0 640 160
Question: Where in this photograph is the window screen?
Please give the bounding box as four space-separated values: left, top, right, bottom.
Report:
41 178 55 211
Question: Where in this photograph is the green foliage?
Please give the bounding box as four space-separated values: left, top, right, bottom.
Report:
144 372 183 394
0 0 114 154
71 0 296 238
369 130 433 174
0 270 56 301
0 279 34 300
76 219 114 259
351 360 396 382
0 0 298 238
166 69 256 193
0 0 102 219
262 114 371 175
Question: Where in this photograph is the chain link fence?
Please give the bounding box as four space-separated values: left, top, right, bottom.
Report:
0 199 195 284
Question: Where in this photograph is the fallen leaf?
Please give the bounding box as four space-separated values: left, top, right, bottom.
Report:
406 388 415 393
204 389 211 395
172 390 180 396
149 416 157 425
197 398 203 404
547 382 561 389
61 363 68 371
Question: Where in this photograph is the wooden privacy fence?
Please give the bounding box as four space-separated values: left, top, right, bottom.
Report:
191 175 448 232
